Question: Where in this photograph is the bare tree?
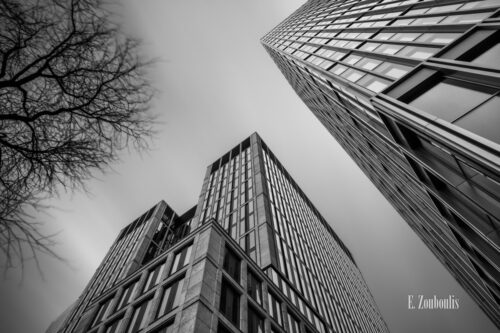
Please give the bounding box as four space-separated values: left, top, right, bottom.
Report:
0 0 155 272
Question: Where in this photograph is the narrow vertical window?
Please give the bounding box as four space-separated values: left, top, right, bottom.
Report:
287 312 300 333
156 276 185 318
268 292 283 326
247 270 262 304
117 280 138 309
170 244 193 274
248 305 265 333
219 279 240 326
143 263 165 292
127 298 153 333
91 297 113 327
223 247 241 282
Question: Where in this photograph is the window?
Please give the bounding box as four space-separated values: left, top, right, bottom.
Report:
472 42 500 68
219 279 240 326
247 270 262 304
397 46 436 60
358 58 381 71
287 312 301 333
170 244 193 274
455 95 500 145
105 317 124 333
223 247 241 282
156 276 185 318
143 263 165 292
416 32 458 44
341 69 365 82
442 12 490 24
117 281 138 309
360 42 379 52
127 298 153 333
248 305 265 333
357 75 391 93
268 292 283 326
408 79 492 122
329 64 347 75
375 44 403 55
91 298 113 327
392 32 420 42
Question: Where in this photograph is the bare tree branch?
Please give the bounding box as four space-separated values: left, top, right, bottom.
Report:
0 0 156 273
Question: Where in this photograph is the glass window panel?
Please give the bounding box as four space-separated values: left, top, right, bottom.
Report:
360 42 379 51
358 58 382 70
409 80 492 122
375 44 403 55
417 33 459 44
157 276 185 318
330 51 347 60
248 306 265 333
372 20 389 27
329 64 348 75
442 12 490 24
287 312 301 333
374 32 394 40
357 75 391 93
223 247 241 282
91 298 113 327
462 0 500 10
406 8 428 15
127 298 153 333
412 16 444 25
268 292 283 326
341 69 365 82
472 42 500 69
427 4 461 13
345 41 361 48
455 96 500 145
392 19 414 26
392 33 420 42
343 55 362 65
144 263 165 292
397 46 436 59
170 244 192 274
247 271 262 304
358 33 373 39
384 65 410 79
220 279 240 326
117 281 138 309
375 62 410 80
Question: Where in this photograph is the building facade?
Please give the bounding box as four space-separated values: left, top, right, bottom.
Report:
50 133 389 333
261 0 500 327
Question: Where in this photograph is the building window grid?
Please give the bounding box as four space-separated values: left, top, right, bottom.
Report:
263 147 384 332
262 152 337 332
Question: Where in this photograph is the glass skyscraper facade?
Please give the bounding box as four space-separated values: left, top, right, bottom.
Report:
261 0 500 328
49 133 388 333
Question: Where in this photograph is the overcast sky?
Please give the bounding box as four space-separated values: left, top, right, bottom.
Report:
0 1 497 332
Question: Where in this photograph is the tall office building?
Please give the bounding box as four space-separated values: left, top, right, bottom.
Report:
50 133 389 333
262 0 500 327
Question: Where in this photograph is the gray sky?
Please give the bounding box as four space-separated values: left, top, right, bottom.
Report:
0 1 497 332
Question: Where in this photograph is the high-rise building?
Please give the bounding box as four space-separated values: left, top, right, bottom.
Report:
261 0 500 327
50 133 389 333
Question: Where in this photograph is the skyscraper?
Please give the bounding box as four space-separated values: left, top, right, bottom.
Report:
262 0 500 328
50 133 389 333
